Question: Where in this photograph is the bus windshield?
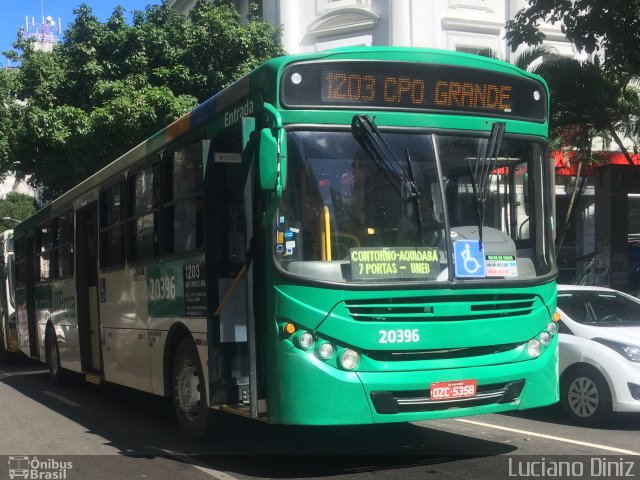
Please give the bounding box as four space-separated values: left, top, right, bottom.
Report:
275 127 553 284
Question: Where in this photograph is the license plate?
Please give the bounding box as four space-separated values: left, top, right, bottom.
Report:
430 379 477 401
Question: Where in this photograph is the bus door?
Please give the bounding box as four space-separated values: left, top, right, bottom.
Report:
206 118 259 416
76 203 102 372
0 253 9 355
25 235 38 357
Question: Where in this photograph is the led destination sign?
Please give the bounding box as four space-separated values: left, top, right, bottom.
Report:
282 61 547 121
350 247 440 281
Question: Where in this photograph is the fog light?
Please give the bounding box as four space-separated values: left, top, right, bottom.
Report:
527 338 541 358
546 321 558 335
318 342 335 359
340 349 360 370
540 331 551 346
299 332 314 349
628 383 640 401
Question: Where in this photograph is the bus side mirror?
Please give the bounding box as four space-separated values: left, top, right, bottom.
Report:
259 103 287 197
259 128 278 191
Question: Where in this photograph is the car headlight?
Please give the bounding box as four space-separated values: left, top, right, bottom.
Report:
593 338 640 362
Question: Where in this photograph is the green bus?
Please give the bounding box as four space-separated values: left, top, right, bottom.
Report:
13 47 559 441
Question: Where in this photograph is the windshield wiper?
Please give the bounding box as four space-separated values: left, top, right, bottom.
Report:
351 114 424 245
404 148 424 245
466 121 505 248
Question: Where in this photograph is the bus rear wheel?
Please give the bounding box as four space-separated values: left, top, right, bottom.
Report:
172 339 211 442
0 328 7 364
46 326 66 386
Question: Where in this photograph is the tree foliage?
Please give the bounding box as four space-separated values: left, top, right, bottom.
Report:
0 192 38 230
506 0 640 81
3 0 284 200
536 57 640 253
0 68 18 179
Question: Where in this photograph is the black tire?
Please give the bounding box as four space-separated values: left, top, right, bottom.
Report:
561 366 612 426
0 326 7 364
46 326 66 386
172 339 211 442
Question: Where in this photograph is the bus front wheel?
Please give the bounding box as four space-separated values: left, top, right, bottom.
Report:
172 338 211 442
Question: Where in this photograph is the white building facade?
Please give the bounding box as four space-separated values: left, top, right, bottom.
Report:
169 0 573 58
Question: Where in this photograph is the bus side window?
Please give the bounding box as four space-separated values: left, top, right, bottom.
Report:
36 222 52 283
100 180 126 269
14 237 25 288
163 142 204 255
128 160 161 262
53 210 74 279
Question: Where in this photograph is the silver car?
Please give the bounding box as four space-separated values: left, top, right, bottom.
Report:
556 285 640 425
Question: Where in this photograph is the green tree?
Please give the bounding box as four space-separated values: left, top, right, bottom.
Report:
4 0 284 200
476 45 558 72
0 191 38 230
505 0 640 81
536 57 640 253
506 3 640 257
0 68 18 179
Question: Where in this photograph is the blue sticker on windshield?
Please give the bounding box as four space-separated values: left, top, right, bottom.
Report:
454 240 486 278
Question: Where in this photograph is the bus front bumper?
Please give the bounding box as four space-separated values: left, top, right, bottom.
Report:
271 340 558 425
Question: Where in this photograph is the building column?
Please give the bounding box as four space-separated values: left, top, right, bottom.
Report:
594 165 630 291
389 0 412 46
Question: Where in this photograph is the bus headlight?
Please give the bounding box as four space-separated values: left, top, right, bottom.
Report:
546 321 558 335
539 331 551 346
317 342 335 359
298 332 315 349
527 338 541 358
340 349 360 370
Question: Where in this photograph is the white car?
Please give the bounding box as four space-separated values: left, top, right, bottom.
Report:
556 285 640 425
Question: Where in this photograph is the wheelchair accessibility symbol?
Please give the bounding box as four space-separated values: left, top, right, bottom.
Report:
454 240 486 278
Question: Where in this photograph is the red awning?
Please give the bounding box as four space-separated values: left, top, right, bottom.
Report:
554 151 640 176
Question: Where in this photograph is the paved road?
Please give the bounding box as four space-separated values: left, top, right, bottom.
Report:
0 357 638 480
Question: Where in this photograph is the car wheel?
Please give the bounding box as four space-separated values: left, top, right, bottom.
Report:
561 366 611 426
172 338 212 442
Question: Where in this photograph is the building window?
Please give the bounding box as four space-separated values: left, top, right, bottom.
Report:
319 0 369 12
456 46 486 55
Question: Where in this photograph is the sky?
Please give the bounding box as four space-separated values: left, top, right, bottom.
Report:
1 0 159 65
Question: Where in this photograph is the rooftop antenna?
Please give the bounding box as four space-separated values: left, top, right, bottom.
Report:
24 0 61 53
